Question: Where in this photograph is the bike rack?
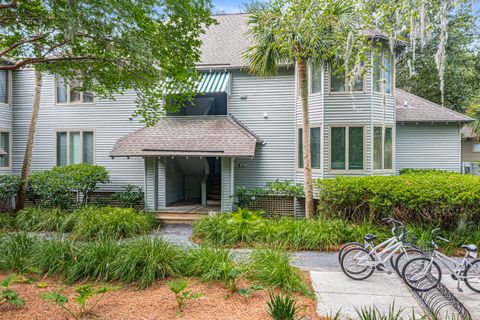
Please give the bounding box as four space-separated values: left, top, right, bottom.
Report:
406 274 472 320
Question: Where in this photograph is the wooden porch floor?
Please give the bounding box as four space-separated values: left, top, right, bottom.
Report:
156 201 220 224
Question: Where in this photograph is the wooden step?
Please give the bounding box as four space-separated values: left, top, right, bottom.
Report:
209 189 221 196
208 194 221 200
156 212 208 225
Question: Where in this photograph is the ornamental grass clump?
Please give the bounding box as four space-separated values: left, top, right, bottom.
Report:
69 206 157 240
0 233 38 272
111 237 182 288
244 248 313 297
66 240 120 284
30 238 77 277
15 207 71 232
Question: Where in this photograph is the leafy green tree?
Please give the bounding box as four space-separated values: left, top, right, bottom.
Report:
0 0 214 210
244 0 364 218
397 5 480 112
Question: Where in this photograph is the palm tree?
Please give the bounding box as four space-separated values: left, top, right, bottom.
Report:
243 0 358 218
466 103 480 139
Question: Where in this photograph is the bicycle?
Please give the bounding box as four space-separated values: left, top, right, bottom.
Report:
401 228 480 293
338 218 422 276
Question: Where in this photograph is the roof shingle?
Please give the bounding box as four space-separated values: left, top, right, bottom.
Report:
395 89 473 123
110 116 262 158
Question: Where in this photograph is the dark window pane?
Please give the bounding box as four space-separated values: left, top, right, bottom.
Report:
311 127 321 169
298 128 303 168
330 70 345 92
69 132 81 164
56 132 67 166
311 66 322 94
56 76 67 103
374 127 382 170
0 132 9 167
352 75 364 91
384 128 393 169
331 127 346 170
373 52 382 93
348 127 364 170
83 132 94 164
83 91 94 103
0 71 8 104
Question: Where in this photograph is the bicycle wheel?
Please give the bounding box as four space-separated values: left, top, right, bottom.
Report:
340 247 375 280
402 257 442 292
464 259 480 293
395 248 424 276
338 242 363 264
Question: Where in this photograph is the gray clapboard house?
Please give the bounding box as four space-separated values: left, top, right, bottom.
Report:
0 13 472 217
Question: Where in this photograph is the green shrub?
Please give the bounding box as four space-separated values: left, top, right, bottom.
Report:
244 248 312 296
235 179 304 207
111 237 182 288
28 164 110 209
112 184 144 208
0 174 20 203
398 168 449 175
315 173 480 228
15 207 71 232
69 206 157 240
0 233 37 272
30 238 77 277
66 240 120 283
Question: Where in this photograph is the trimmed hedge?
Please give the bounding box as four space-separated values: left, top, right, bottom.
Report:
315 172 480 228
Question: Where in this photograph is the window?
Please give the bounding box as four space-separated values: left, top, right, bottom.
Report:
310 66 322 94
373 126 393 170
330 125 365 171
473 143 480 153
0 131 10 168
298 126 321 169
330 65 364 93
56 75 94 104
0 70 9 104
56 131 94 166
373 51 393 94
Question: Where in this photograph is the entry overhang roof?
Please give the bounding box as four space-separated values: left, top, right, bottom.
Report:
110 115 263 158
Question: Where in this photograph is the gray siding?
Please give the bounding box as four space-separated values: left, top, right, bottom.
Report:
11 70 145 190
0 71 13 174
396 123 461 173
144 157 157 212
221 157 233 212
165 158 184 205
229 70 296 189
157 157 166 208
461 140 480 162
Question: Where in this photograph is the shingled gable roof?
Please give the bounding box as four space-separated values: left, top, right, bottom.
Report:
110 116 263 158
396 89 473 123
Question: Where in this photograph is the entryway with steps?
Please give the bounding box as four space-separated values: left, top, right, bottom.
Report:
157 201 220 224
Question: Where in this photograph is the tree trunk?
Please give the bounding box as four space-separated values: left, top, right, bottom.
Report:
15 69 42 211
297 59 314 219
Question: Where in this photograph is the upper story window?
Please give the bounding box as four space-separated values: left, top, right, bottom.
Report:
298 126 321 169
56 130 95 166
310 66 322 94
373 126 393 170
330 65 364 93
56 76 94 104
330 125 365 171
0 70 9 105
373 51 393 94
0 130 11 168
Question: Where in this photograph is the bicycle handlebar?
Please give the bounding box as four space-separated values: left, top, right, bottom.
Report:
382 217 406 241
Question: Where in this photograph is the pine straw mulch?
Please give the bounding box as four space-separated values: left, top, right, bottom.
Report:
0 273 326 320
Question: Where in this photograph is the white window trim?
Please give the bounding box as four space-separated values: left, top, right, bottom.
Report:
328 66 366 94
373 124 394 172
54 129 96 166
296 123 322 172
308 65 323 96
0 129 12 169
0 70 12 107
54 75 95 106
372 50 394 96
328 124 367 173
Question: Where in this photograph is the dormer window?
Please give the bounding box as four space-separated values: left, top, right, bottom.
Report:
56 75 94 104
373 51 393 94
0 70 9 104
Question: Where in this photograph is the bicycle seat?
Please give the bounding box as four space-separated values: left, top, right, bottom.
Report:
461 244 478 252
364 234 377 242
